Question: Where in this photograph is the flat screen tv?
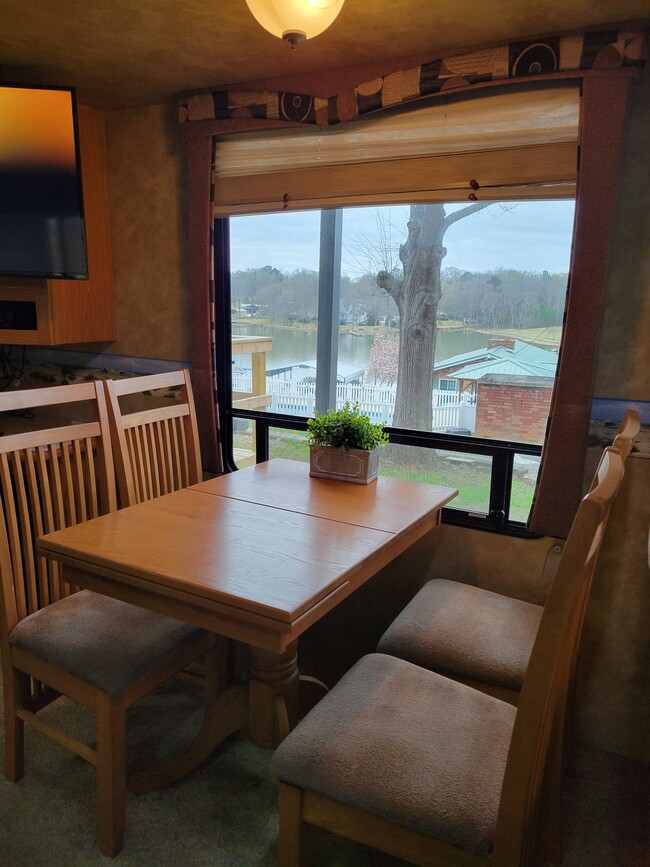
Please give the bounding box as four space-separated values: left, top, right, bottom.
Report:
0 84 88 279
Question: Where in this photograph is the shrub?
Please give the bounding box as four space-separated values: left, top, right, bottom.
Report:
305 402 388 451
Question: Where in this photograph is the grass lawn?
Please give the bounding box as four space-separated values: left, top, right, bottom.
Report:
234 428 537 522
475 325 562 347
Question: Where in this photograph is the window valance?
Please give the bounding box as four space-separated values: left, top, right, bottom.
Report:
179 29 644 130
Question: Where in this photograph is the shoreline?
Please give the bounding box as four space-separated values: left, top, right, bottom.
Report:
232 320 562 349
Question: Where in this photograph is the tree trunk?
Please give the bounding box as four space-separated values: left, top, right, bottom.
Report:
376 202 490 431
393 205 445 429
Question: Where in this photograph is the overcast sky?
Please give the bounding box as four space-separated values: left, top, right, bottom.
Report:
229 200 576 277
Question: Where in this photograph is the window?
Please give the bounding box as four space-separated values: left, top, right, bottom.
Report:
212 84 579 533
216 197 574 531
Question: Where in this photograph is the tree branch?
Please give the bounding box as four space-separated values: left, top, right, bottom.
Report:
376 270 403 301
443 202 491 230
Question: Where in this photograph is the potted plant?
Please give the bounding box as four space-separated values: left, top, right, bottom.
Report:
305 402 388 484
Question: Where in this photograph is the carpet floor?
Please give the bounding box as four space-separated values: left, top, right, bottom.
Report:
0 673 647 866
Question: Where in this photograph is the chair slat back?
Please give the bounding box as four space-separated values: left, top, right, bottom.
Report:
493 447 624 865
104 370 202 507
0 382 116 634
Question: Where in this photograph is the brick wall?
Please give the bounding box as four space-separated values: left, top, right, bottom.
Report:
474 379 553 443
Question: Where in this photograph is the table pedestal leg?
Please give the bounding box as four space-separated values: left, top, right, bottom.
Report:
248 642 299 749
128 683 249 794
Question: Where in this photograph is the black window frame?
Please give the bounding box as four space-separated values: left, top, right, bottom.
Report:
214 215 546 538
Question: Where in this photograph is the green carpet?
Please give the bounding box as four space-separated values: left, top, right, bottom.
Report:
0 673 400 865
0 670 646 865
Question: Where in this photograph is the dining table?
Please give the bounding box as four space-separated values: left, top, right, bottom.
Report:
37 458 457 792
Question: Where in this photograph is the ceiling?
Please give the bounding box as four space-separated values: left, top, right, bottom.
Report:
1 1 648 111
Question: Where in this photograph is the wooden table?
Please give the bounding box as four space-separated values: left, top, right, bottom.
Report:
37 459 456 790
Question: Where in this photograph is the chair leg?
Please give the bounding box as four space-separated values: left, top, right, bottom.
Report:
3 667 28 782
96 693 127 858
279 783 310 867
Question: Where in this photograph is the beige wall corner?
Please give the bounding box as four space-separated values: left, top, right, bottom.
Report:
594 66 650 401
105 103 190 362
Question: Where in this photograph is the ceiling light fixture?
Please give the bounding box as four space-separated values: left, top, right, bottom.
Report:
245 0 346 50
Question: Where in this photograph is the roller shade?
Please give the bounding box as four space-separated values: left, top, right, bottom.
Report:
213 84 580 216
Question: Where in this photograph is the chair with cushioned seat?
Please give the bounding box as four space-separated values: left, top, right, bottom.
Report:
377 409 640 705
375 416 639 861
0 381 216 857
104 369 227 694
272 447 625 867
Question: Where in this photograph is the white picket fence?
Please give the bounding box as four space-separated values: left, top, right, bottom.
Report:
232 373 476 432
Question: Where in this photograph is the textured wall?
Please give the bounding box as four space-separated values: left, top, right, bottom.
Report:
577 455 650 761
594 66 650 400
573 67 650 759
104 103 190 362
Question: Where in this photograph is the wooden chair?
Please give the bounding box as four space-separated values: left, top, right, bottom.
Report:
376 409 640 706
375 414 638 860
103 369 202 507
271 447 625 867
104 369 227 694
0 382 216 856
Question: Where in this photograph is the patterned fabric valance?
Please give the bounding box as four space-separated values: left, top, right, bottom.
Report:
179 29 645 127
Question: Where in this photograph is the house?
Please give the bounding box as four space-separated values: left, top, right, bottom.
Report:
0 2 648 863
435 339 559 441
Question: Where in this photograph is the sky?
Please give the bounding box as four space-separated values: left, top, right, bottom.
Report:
229 200 576 277
591 398 650 425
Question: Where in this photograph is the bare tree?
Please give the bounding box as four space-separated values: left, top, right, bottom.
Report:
377 203 489 429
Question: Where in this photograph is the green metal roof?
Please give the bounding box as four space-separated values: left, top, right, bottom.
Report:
435 339 558 381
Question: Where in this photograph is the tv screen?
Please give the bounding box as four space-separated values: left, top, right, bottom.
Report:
0 85 88 280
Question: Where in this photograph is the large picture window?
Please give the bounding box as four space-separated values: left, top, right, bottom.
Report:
209 83 584 532
216 196 574 531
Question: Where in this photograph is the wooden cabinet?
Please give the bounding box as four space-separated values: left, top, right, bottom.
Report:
0 104 116 345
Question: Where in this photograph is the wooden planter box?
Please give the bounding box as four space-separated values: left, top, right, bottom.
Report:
309 446 379 484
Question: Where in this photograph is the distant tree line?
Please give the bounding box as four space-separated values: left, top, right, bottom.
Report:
440 267 567 329
231 264 567 331
231 265 394 325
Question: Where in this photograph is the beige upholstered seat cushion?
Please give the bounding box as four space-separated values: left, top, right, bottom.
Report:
271 652 516 857
377 578 543 690
10 590 208 694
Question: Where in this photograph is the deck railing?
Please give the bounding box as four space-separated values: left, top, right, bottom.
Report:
231 373 476 432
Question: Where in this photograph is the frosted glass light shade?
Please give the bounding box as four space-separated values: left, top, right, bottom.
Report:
246 0 345 49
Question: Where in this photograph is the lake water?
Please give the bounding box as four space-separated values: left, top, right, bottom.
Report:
232 324 488 373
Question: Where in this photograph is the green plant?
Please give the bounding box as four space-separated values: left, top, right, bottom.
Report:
305 402 389 451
